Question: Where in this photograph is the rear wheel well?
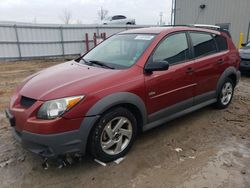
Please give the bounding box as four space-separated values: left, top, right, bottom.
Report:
228 73 237 87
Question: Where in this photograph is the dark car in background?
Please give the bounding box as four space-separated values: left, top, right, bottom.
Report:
239 41 250 74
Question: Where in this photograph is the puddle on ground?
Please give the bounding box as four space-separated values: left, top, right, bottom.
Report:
0 111 6 119
177 140 250 188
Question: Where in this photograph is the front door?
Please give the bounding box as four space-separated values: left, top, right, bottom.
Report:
144 32 196 120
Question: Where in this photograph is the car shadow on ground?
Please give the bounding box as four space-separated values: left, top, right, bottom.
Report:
37 104 215 170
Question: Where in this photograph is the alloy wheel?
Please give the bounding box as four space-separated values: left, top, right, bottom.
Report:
100 116 133 155
220 82 233 105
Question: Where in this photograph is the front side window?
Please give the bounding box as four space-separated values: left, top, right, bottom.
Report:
190 32 217 58
153 33 189 64
83 34 155 69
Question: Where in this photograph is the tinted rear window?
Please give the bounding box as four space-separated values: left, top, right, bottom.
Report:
190 32 217 58
214 35 228 51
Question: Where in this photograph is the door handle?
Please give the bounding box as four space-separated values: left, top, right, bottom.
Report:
186 67 194 74
217 59 224 65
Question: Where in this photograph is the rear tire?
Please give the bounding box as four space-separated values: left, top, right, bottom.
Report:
89 107 137 162
215 78 234 109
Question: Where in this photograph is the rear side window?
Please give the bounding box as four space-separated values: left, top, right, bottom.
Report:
214 35 228 51
190 32 217 58
153 33 189 65
112 15 126 20
118 15 126 19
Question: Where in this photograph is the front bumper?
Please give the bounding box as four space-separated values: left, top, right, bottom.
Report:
5 109 100 158
12 128 82 158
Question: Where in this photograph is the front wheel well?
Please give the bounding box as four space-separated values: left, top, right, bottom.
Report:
86 103 144 153
95 103 144 133
117 103 143 133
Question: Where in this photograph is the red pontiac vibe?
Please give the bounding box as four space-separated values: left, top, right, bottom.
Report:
6 25 240 162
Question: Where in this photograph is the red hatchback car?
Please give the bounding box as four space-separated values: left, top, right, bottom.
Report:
6 25 240 162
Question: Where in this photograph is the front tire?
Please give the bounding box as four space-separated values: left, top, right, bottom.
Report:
215 78 234 109
89 107 137 162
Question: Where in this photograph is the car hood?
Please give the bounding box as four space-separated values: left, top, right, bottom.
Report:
19 61 120 100
239 48 250 59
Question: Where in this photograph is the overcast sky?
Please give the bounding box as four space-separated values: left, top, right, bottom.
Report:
0 0 172 25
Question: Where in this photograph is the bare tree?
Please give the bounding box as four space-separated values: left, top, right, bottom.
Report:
60 9 72 24
32 17 37 23
98 7 108 21
76 19 82 24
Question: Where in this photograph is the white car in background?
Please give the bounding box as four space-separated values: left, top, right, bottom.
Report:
102 15 136 25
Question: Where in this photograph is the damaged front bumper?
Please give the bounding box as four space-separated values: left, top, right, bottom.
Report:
5 108 100 158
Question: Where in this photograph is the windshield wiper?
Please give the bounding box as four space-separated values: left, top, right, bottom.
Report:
89 60 114 69
82 58 114 69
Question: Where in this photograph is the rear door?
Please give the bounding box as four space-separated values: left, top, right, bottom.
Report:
189 32 229 104
145 32 196 119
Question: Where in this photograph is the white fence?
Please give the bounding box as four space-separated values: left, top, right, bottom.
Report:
0 22 148 61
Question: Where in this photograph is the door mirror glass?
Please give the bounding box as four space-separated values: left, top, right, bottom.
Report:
145 60 169 73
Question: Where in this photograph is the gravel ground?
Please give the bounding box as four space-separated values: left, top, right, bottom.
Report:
0 60 249 188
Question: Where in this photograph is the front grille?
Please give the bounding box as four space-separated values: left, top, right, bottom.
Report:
20 96 37 108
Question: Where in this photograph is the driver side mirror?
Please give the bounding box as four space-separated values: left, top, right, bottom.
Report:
144 60 169 73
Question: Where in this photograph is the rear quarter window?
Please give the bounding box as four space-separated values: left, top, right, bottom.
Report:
214 35 228 51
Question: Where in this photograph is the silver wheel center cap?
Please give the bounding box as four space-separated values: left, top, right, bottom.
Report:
113 132 121 140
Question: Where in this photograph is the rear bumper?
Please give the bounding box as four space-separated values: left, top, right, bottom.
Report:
6 109 100 158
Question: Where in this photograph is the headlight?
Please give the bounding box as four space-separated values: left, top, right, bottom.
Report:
37 96 84 119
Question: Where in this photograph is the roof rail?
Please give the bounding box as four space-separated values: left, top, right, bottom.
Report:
161 24 231 38
188 24 220 30
190 24 231 38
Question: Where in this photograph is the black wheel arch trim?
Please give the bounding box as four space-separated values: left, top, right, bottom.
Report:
79 92 147 155
85 92 147 123
216 66 240 97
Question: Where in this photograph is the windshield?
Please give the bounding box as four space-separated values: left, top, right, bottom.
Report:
104 16 111 21
83 34 155 69
246 42 250 48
